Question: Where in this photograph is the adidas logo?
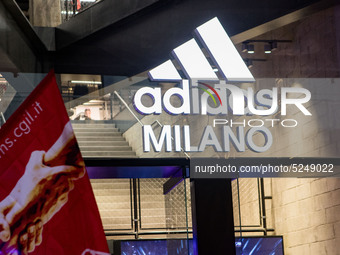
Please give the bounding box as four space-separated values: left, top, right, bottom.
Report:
134 17 311 117
148 17 254 83
133 17 312 153
134 17 257 116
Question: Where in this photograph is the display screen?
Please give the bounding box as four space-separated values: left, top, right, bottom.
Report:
235 236 284 255
119 236 284 255
120 239 191 255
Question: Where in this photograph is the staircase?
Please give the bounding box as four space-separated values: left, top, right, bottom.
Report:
91 179 133 231
72 122 136 158
72 122 190 237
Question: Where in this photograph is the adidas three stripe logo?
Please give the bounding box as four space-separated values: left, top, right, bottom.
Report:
148 17 255 83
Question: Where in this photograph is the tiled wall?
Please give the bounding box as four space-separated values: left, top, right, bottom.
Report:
267 178 340 254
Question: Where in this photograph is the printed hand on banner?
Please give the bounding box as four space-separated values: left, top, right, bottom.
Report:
15 220 43 255
0 121 85 254
0 220 43 255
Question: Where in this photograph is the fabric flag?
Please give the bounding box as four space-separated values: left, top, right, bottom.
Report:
0 71 109 255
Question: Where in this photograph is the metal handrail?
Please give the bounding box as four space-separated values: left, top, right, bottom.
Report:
113 91 143 126
151 120 190 158
1 112 5 124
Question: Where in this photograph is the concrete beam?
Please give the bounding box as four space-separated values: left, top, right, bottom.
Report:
0 0 50 73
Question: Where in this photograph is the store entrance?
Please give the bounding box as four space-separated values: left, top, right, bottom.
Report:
85 158 236 255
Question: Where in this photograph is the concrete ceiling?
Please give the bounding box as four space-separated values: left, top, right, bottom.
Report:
53 0 335 76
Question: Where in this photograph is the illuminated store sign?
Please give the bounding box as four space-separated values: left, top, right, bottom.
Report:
133 17 312 153
134 81 311 116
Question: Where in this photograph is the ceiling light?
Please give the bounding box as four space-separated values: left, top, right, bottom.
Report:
61 11 79 15
264 44 272 54
247 44 255 54
89 100 104 103
242 43 255 54
264 41 278 54
83 102 100 106
70 80 102 84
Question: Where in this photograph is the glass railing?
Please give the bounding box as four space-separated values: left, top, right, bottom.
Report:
63 74 148 131
62 75 340 159
2 70 340 159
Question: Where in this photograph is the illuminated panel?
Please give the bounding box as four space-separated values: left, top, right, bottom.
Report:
148 60 182 81
195 17 255 82
172 39 218 80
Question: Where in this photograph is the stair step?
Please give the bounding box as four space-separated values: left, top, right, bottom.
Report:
79 146 132 152
103 224 132 230
72 123 117 129
101 217 133 225
138 217 168 224
91 180 130 185
75 131 122 137
73 127 119 132
93 189 131 196
91 182 131 189
76 136 125 141
81 151 136 157
139 208 166 217
78 141 129 146
139 223 167 228
91 179 130 184
72 123 137 160
94 195 132 203
84 155 137 158
140 189 165 195
92 188 131 194
140 202 167 208
96 202 131 210
98 210 132 218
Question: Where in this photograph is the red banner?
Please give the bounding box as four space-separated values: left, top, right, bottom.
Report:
0 71 109 255
76 0 81 10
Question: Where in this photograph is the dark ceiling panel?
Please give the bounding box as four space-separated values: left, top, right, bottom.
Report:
54 0 334 76
2 0 336 76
